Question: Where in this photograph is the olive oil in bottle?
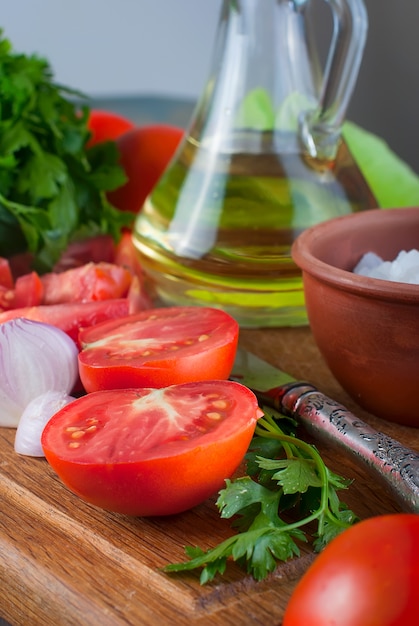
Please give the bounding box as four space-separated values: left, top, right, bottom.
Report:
133 131 376 327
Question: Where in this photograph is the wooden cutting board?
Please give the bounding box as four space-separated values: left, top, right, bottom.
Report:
1 326 417 626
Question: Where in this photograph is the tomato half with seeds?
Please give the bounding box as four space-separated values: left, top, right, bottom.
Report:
41 381 262 516
78 306 239 392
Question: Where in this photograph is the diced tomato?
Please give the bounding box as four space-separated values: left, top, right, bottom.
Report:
78 306 239 392
0 258 14 289
41 262 132 305
13 271 44 308
41 381 262 516
0 299 131 346
0 286 14 311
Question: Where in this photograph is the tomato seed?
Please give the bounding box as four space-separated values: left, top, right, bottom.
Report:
206 412 222 420
71 430 86 439
85 425 97 433
198 334 209 342
68 441 80 449
211 399 228 409
65 426 80 432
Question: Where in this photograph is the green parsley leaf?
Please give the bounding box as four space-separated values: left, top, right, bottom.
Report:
164 406 358 584
0 29 134 270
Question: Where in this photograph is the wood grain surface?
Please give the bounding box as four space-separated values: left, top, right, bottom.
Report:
1 326 418 625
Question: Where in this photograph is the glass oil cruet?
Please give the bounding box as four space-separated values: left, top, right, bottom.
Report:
133 0 375 328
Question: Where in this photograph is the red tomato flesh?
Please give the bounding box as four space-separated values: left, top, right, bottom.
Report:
41 381 262 516
0 258 14 289
41 262 132 304
78 306 239 392
13 271 44 307
283 513 419 626
0 299 130 346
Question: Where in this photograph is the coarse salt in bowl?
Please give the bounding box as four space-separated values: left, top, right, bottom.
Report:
291 206 419 427
354 249 419 284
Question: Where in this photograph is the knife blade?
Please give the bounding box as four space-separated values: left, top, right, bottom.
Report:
231 347 419 514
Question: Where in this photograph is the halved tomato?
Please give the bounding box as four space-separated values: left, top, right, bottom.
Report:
78 306 239 392
41 381 262 516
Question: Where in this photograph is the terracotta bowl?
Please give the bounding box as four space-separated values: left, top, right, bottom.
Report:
291 207 419 427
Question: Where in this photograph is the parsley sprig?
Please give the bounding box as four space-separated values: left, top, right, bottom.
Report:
165 408 358 584
0 30 134 271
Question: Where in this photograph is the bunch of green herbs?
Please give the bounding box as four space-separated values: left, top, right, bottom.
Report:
165 407 358 583
0 30 133 271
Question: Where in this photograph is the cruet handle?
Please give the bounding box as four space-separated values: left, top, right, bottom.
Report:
300 0 368 160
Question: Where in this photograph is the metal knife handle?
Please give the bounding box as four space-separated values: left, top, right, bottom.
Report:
258 382 419 514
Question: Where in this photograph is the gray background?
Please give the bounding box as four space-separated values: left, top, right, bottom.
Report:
2 0 419 174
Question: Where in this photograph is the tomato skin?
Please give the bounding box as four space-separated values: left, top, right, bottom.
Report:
13 271 44 307
283 514 419 626
87 109 135 146
107 124 184 213
78 306 239 392
41 382 262 516
0 258 14 289
0 299 130 346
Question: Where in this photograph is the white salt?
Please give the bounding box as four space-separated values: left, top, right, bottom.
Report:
353 249 419 284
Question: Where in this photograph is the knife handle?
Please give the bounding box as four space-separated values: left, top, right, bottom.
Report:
259 383 419 514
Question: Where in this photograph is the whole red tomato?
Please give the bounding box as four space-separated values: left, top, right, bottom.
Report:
283 513 419 626
87 109 135 146
107 124 184 213
41 381 261 516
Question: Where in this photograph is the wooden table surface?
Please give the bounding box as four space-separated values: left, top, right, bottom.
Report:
1 324 418 626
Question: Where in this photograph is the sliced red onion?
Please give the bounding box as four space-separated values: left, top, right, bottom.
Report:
14 390 75 457
0 318 79 427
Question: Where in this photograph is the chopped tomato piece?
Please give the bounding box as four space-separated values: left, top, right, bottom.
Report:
13 271 44 308
0 258 14 289
41 262 132 304
0 299 131 346
0 285 14 311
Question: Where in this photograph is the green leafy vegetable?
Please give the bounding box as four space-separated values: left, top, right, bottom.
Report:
164 407 358 583
0 30 134 271
342 121 419 209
